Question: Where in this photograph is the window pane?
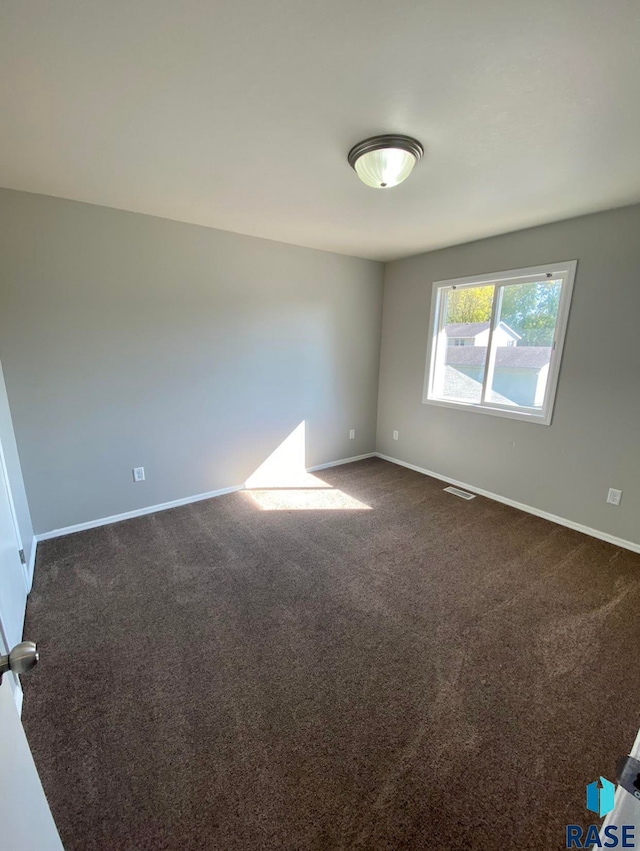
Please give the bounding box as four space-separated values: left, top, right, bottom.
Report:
432 284 494 403
485 279 562 409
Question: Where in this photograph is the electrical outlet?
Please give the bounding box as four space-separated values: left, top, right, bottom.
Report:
133 467 145 482
349 429 355 439
393 430 399 441
607 488 622 506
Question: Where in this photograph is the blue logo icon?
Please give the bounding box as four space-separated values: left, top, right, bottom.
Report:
566 771 636 848
586 776 616 817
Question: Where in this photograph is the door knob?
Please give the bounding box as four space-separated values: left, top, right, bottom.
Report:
0 641 39 684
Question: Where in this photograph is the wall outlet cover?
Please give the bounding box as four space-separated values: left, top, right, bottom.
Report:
607 488 622 506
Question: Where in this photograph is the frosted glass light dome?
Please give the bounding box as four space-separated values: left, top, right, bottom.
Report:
348 135 424 189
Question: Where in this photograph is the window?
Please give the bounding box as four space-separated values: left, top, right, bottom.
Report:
423 261 576 425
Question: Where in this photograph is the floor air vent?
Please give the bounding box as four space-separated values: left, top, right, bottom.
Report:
443 486 476 500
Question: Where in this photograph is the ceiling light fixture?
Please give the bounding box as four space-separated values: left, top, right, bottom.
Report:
348 134 424 189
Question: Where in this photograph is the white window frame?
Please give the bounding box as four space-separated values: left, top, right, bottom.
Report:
422 260 577 426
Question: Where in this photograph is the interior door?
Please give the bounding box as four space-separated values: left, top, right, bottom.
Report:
0 437 63 848
0 671 64 851
0 444 27 650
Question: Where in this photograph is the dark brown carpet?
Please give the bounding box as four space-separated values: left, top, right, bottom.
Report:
22 458 640 850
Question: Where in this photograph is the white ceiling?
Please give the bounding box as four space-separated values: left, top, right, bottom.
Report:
1 0 640 262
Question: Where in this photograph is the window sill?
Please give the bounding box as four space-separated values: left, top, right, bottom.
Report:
422 396 553 425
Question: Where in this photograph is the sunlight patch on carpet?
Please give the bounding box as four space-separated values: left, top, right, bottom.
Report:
243 487 370 511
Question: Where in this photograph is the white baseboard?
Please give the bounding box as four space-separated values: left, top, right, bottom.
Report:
39 449 634 556
33 453 378 543
376 452 640 555
307 452 375 472
26 538 37 593
35 484 244 542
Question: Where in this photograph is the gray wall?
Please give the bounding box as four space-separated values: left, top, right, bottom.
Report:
0 189 383 534
2 187 637 546
377 204 640 546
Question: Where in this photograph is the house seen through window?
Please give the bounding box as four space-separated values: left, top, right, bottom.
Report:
424 262 576 424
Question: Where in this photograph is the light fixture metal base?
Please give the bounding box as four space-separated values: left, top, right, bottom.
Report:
347 134 424 170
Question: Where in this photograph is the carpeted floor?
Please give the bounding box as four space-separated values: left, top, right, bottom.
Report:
22 458 640 850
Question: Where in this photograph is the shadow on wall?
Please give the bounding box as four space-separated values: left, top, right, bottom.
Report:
242 421 370 511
